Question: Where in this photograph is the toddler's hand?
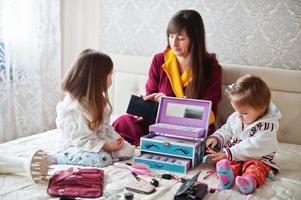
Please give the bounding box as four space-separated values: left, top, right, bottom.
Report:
205 137 218 150
206 151 227 163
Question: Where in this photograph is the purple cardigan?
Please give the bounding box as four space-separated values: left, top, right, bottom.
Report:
145 51 222 117
113 50 222 146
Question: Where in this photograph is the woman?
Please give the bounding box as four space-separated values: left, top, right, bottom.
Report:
113 10 222 146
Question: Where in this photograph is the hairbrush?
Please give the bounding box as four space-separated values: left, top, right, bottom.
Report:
0 149 49 183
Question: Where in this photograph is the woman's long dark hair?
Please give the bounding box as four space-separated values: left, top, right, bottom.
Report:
61 49 113 130
167 9 211 99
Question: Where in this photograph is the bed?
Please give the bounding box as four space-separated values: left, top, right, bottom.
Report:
1 54 301 199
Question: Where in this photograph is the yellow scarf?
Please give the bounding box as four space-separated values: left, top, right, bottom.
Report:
162 49 190 97
162 49 215 124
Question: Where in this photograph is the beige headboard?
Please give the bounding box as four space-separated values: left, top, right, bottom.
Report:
218 65 301 145
110 55 301 145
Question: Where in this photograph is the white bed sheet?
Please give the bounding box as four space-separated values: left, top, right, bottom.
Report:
0 129 301 200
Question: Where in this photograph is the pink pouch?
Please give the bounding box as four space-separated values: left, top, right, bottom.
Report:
47 167 104 198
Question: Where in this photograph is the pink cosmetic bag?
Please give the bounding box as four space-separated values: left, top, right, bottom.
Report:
47 167 104 198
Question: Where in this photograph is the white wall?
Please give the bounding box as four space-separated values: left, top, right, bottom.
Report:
99 0 301 70
61 1 301 71
61 0 100 75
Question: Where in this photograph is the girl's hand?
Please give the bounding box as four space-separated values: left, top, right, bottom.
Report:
143 92 166 102
102 137 124 152
205 137 218 150
112 137 124 151
206 149 227 163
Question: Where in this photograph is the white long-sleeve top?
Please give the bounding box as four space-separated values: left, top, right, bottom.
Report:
210 103 281 171
55 94 135 159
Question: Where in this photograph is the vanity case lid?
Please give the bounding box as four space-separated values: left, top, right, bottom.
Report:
154 96 212 131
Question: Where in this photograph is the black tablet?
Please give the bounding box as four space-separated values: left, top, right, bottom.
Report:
126 95 159 120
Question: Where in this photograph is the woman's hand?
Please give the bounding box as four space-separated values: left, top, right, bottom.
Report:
143 92 166 102
132 93 163 121
102 137 124 152
134 116 144 122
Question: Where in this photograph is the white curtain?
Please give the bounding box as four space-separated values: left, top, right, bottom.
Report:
0 0 61 142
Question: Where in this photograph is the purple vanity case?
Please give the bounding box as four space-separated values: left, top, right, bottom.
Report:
134 96 212 174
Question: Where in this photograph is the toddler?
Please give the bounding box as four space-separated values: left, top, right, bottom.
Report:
206 74 281 194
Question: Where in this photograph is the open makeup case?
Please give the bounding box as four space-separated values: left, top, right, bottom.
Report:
134 96 212 173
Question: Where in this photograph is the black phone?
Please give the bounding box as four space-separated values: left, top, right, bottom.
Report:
126 95 159 120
